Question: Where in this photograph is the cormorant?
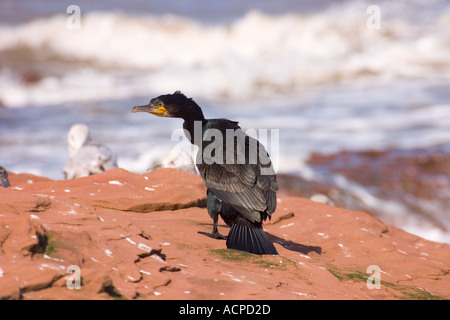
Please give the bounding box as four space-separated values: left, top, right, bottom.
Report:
63 123 118 179
132 91 278 255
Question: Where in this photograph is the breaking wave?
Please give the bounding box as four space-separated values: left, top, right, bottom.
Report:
1 0 450 107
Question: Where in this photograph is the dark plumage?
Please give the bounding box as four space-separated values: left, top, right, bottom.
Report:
132 91 278 255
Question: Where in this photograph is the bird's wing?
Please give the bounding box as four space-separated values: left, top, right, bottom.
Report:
197 127 278 222
86 142 118 170
64 143 117 179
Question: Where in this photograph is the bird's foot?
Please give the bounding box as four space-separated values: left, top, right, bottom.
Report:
198 231 227 240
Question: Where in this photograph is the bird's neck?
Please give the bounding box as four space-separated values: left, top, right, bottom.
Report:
183 118 205 145
182 102 205 145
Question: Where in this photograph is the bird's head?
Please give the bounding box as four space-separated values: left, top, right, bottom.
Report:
68 123 91 157
132 91 204 121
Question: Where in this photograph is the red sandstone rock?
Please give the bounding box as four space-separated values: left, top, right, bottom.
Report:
0 168 449 300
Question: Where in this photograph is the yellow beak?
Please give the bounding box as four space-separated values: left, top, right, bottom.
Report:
132 104 166 116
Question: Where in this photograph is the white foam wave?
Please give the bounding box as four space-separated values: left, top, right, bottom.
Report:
1 2 450 107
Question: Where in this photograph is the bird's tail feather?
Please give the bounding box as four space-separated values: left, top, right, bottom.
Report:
226 221 278 255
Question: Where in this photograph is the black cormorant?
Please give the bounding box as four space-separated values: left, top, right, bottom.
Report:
132 91 278 255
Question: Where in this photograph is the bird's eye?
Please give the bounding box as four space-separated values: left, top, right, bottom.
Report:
150 100 163 107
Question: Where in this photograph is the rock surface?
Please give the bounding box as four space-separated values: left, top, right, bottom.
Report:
0 168 449 300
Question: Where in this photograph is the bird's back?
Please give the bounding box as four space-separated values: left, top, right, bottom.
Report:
196 118 278 223
64 141 117 179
